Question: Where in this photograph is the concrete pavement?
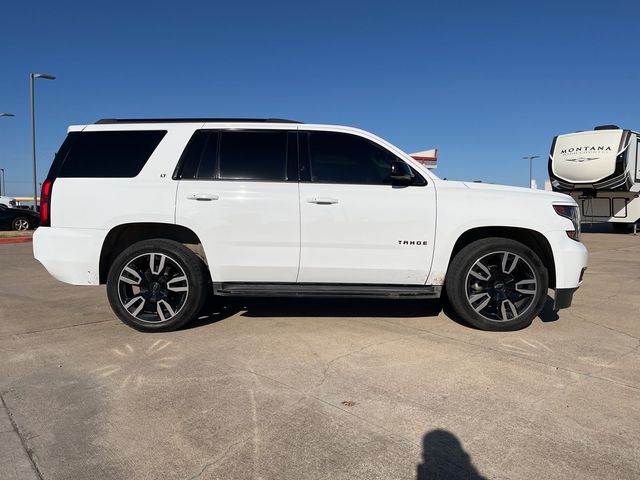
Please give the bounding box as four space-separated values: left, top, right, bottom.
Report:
0 230 638 479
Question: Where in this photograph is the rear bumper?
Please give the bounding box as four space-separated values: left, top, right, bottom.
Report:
33 227 107 285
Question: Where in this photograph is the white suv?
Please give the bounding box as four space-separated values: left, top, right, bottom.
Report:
33 118 587 332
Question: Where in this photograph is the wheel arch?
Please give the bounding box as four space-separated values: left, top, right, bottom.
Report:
99 222 207 284
448 226 556 288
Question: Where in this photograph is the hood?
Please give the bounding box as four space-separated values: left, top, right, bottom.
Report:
436 179 576 204
461 181 576 204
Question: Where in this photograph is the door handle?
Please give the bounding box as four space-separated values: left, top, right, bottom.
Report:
307 197 339 205
187 193 219 201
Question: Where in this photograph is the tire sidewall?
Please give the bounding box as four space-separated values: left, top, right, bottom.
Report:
106 239 207 332
446 238 548 331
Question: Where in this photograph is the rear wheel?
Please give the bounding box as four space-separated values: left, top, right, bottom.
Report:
106 239 208 332
445 238 548 331
11 217 30 231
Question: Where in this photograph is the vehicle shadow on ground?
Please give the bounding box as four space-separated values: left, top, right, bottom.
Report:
187 294 558 330
416 429 487 479
186 296 444 330
238 297 443 318
538 295 560 323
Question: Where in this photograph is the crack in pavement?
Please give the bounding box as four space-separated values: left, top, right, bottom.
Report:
0 319 118 339
314 332 428 388
568 310 640 341
374 318 640 392
187 437 251 480
0 392 45 480
217 360 421 451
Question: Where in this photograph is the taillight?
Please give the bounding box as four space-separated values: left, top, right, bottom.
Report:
40 178 54 227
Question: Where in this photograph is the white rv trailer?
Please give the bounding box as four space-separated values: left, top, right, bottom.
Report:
548 125 640 231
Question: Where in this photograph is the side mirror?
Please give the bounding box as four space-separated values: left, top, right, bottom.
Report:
389 161 414 183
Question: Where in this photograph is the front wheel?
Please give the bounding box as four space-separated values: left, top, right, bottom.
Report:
445 238 548 331
106 239 208 332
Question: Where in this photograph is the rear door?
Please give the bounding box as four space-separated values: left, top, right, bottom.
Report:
297 130 436 284
175 128 300 282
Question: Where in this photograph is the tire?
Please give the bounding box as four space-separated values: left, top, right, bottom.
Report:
11 217 30 231
106 239 208 332
445 238 548 331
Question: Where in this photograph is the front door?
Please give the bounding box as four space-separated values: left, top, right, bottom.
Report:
297 130 436 284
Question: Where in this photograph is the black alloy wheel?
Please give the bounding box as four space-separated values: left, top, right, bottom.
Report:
445 238 548 331
107 239 208 331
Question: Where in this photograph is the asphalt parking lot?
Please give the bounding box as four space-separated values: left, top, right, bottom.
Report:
1 229 638 480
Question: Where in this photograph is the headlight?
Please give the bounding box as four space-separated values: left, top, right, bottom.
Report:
553 204 580 241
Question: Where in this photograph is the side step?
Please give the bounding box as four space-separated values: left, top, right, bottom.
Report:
213 282 442 299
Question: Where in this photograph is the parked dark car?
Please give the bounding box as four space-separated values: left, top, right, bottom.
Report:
0 205 40 231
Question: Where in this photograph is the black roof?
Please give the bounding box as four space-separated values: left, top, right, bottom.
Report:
95 118 301 124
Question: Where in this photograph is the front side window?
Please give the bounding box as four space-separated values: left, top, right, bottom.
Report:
307 131 414 185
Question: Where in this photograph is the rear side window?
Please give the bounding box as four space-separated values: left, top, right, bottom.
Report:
219 131 288 181
57 131 166 178
175 130 295 182
176 130 212 180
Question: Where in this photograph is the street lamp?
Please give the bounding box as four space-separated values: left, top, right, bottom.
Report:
1 113 14 197
523 155 540 188
30 73 56 209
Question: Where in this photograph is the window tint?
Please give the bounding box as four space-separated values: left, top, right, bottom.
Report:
307 131 400 185
219 131 288 181
197 133 218 179
58 131 166 178
47 132 80 179
176 130 210 180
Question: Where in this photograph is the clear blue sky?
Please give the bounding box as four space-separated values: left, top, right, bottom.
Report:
1 0 638 196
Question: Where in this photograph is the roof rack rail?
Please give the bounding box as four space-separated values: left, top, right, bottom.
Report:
94 118 302 124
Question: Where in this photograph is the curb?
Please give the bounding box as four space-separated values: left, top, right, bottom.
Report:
0 237 33 244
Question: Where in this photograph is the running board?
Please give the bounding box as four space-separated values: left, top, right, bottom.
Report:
213 282 441 299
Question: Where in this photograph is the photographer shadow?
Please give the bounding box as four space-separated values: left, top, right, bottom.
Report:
416 429 487 480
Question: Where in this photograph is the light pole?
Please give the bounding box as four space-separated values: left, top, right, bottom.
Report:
30 73 56 209
522 155 540 188
1 113 15 197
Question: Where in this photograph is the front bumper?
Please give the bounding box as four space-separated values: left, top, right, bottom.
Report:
544 230 588 290
544 230 588 310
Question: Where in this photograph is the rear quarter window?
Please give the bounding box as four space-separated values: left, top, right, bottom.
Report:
57 130 166 178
